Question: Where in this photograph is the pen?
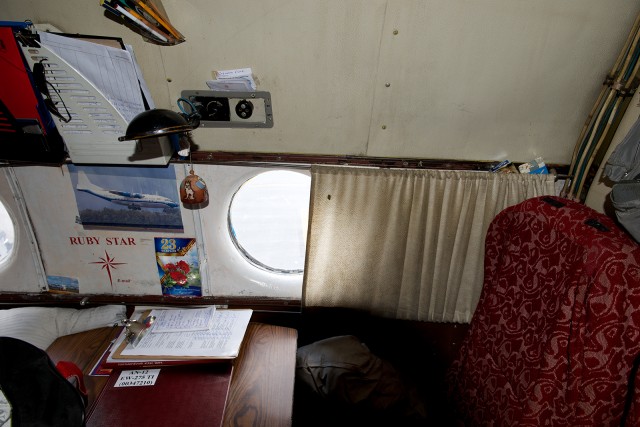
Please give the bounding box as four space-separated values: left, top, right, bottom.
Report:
113 4 168 43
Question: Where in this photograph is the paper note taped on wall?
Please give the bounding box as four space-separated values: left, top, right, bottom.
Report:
207 67 256 91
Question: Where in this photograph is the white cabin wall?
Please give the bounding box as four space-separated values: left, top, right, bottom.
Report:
3 1 640 163
2 1 639 298
10 166 194 295
2 164 303 298
367 1 631 162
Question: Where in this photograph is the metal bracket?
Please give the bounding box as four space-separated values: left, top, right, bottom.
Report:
180 90 273 128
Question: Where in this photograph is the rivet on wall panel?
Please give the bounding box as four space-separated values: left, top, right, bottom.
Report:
393 29 399 35
385 83 391 87
381 125 387 130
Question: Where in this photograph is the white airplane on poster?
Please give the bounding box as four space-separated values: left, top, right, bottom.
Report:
75 170 179 210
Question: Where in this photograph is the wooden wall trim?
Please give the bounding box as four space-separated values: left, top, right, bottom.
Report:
174 151 571 180
1 151 570 177
0 292 301 312
183 151 569 175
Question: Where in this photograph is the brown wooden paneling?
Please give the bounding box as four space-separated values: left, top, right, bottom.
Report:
224 323 298 427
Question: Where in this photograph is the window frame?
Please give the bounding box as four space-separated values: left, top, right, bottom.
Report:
194 164 310 300
0 168 46 292
226 170 310 275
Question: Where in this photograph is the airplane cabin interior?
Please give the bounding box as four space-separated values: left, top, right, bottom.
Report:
1 1 640 426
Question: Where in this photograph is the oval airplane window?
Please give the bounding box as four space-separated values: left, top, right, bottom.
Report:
228 170 311 274
0 200 15 267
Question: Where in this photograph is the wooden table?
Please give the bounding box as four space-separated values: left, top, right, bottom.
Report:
46 322 298 427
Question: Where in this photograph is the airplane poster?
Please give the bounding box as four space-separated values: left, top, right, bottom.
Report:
68 165 183 230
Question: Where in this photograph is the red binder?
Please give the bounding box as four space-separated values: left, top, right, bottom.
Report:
0 25 66 163
0 27 46 133
86 363 233 427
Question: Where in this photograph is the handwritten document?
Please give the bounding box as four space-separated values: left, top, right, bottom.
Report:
38 32 146 123
118 309 252 359
150 306 216 333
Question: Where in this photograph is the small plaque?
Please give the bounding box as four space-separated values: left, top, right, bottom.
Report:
114 369 161 388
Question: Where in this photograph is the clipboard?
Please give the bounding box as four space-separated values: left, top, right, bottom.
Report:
18 31 174 165
111 310 234 362
111 308 252 361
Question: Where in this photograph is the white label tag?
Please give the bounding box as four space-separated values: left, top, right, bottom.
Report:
114 369 161 387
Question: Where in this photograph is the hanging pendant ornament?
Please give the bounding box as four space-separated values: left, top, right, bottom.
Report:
180 168 208 205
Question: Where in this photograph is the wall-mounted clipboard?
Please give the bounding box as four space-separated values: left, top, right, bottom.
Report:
18 30 173 165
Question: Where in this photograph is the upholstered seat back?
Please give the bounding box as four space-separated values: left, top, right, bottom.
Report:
449 196 640 426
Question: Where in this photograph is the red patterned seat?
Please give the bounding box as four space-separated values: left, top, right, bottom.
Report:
448 196 640 426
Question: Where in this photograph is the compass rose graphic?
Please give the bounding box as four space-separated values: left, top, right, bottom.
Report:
90 251 126 288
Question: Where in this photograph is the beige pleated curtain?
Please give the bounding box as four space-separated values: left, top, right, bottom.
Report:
303 165 556 323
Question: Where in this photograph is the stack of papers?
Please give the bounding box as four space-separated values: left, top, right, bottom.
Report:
96 307 252 370
150 306 216 333
206 68 256 92
37 31 152 124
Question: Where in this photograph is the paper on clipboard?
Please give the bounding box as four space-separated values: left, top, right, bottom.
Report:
150 306 216 333
113 308 252 360
37 32 146 123
19 31 173 165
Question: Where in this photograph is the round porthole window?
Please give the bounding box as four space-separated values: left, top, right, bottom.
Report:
0 200 15 266
228 170 311 274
